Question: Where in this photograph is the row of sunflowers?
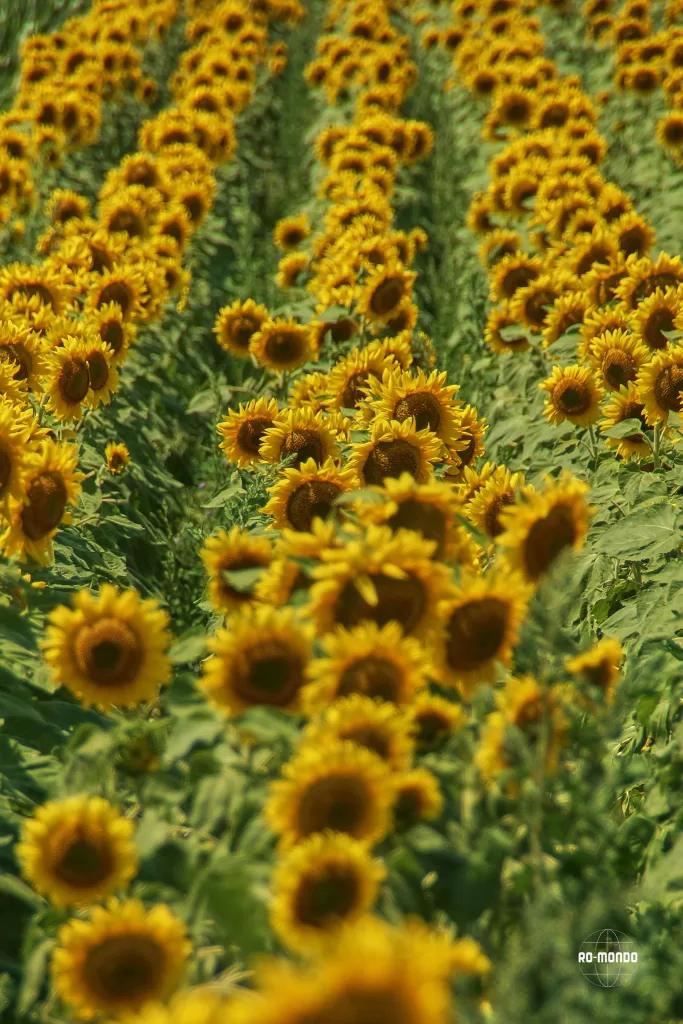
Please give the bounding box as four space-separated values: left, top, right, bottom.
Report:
2 0 683 1020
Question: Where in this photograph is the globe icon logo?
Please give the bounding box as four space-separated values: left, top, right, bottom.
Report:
578 929 639 988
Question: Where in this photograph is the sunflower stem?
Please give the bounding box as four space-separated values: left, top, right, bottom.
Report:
587 425 599 470
529 683 550 899
652 422 661 469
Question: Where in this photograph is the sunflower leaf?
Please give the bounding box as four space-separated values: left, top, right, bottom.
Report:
594 504 683 560
202 483 243 508
602 418 649 440
221 566 265 592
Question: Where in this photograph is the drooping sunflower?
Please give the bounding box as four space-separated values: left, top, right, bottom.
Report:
84 301 136 366
105 441 130 474
51 898 191 1020
0 439 83 565
433 567 531 698
85 264 145 321
484 303 530 355
250 317 317 373
540 290 592 350
465 467 535 544
599 382 652 461
405 692 467 750
199 605 313 716
274 213 311 251
0 320 49 392
496 471 594 585
392 768 443 831
263 457 357 532
300 694 415 772
565 637 622 702
589 328 649 392
444 405 488 478
357 261 417 326
259 408 340 469
200 526 274 615
301 621 431 714
269 832 386 956
213 298 269 358
217 397 280 468
628 285 683 352
16 795 137 908
358 367 462 450
539 364 604 427
264 740 394 851
0 396 34 507
306 524 451 639
43 336 91 422
41 583 173 709
349 418 443 486
277 252 310 290
636 343 683 424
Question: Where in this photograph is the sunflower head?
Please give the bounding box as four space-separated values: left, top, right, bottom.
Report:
263 457 358 532
539 363 605 427
200 526 273 614
105 441 130 474
250 317 316 372
300 694 415 771
217 396 280 468
599 382 652 460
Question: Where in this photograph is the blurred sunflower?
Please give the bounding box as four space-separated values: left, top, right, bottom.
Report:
357 261 417 326
0 396 34 507
445 405 488 477
300 694 415 771
636 343 683 423
16 795 137 908
274 213 311 251
44 336 91 422
0 260 69 313
86 264 145 321
0 320 49 392
51 898 191 1020
406 692 467 750
270 832 386 955
358 367 462 450
41 583 172 709
250 318 316 372
263 457 357 532
484 303 530 355
217 396 280 468
628 285 683 351
105 441 130 474
349 418 442 486
277 252 310 289
264 740 394 851
590 329 649 391
200 526 273 615
565 637 622 703
539 364 604 427
199 605 313 716
465 466 534 544
84 302 136 365
259 408 340 468
615 252 683 310
392 768 443 831
599 382 652 460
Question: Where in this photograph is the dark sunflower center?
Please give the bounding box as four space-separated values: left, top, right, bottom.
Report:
393 787 424 829
555 379 591 415
90 243 112 274
504 100 529 124
515 696 544 728
602 348 637 389
525 288 557 327
317 987 412 1024
369 276 405 317
620 402 649 441
415 710 452 745
362 439 420 485
127 165 157 187
237 416 273 456
484 493 515 538
83 935 166 1004
633 273 681 306
265 331 304 366
58 357 90 404
665 121 683 145
342 370 372 409
22 471 67 539
387 498 447 557
9 283 55 307
97 281 132 315
108 210 144 237
74 618 144 688
298 774 371 838
619 226 648 257
334 572 426 634
281 429 325 468
523 503 578 579
87 352 109 391
576 246 612 278
502 265 538 298
445 596 509 672
0 443 12 496
54 834 114 887
339 725 390 760
56 200 82 223
183 194 204 223
596 271 626 304
283 228 305 247
644 308 675 350
286 480 341 531
654 364 683 412
220 556 265 600
393 393 441 433
330 317 358 343
583 661 611 687
295 867 361 929
101 321 124 354
457 434 476 467
233 641 304 706
338 655 403 702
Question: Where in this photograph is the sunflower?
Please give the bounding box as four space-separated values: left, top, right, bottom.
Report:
465 467 534 544
0 320 49 392
611 210 656 259
46 188 90 225
85 264 145 321
349 418 442 487
0 260 68 313
445 405 488 478
0 396 34 507
578 305 630 361
657 111 683 156
51 898 191 1020
277 252 310 289
357 261 417 326
392 768 443 831
300 694 415 772
263 457 357 532
615 252 683 310
509 272 570 333
599 382 652 460
41 583 172 709
1 439 83 565
16 795 137 908
565 637 622 702
496 472 594 585
539 364 604 428
105 441 130 474
478 228 523 270
628 286 683 352
200 526 273 615
327 344 396 411
269 832 385 956
636 343 683 424
274 214 311 251
354 472 478 565
43 336 91 422
433 568 531 698
199 605 313 716
0 358 27 404
484 303 530 356
84 301 136 365
250 318 316 372
264 740 394 851
590 329 649 391
217 397 280 468
259 408 340 469
306 524 450 639
113 987 231 1024
358 367 462 450
541 290 592 350
489 251 542 303
405 692 467 750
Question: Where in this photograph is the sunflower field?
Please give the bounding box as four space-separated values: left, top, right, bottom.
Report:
5 0 683 1020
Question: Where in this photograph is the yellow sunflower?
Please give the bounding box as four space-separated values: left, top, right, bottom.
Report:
0 439 83 565
565 637 622 703
264 740 394 851
392 768 443 830
0 320 49 392
405 692 467 750
41 584 173 709
433 568 531 698
0 396 34 507
590 329 649 392
269 832 386 955
465 467 535 544
277 252 310 290
82 336 119 408
327 344 398 411
0 260 69 314
300 694 415 772
105 441 130 475
349 418 443 487
357 261 418 326
0 358 28 404
489 251 542 304
216 397 280 468
496 471 594 585
541 290 592 350
615 252 683 311
636 343 683 424
274 213 311 251
358 367 462 450
51 898 191 1020
16 795 137 908
263 457 358 532
484 302 530 356
250 317 316 373
599 383 652 461
213 298 269 359
577 305 630 362
85 264 146 322
628 285 683 352
84 302 136 366
444 405 488 477
199 526 273 615
539 364 604 427
258 408 340 469
301 621 431 714
43 335 91 422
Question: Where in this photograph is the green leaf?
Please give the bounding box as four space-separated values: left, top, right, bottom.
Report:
164 716 222 763
221 566 264 593
168 634 208 665
594 504 683 561
601 418 649 440
190 854 274 956
135 810 169 859
16 938 53 1016
202 483 243 508
0 873 44 908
